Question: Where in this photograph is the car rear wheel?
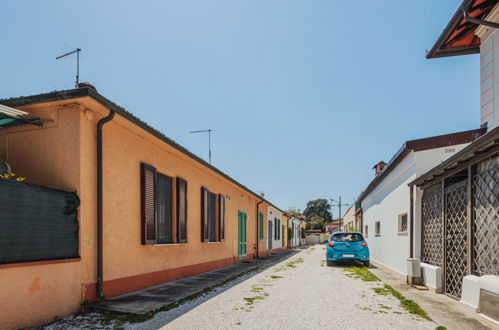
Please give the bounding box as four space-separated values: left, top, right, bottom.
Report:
363 261 370 268
327 260 334 266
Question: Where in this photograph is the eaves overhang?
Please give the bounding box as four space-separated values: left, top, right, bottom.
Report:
0 88 285 213
427 0 497 59
356 128 486 204
409 125 499 188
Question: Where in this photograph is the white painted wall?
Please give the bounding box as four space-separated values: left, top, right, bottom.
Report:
362 144 469 275
413 143 469 176
362 153 416 275
477 5 499 131
288 218 300 248
267 206 283 250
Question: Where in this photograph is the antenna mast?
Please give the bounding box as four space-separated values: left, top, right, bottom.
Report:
189 129 212 164
56 48 81 87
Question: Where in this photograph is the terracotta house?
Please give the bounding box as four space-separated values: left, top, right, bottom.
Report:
0 87 285 329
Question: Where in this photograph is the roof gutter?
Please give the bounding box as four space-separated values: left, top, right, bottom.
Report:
0 88 286 211
96 107 116 299
463 5 499 29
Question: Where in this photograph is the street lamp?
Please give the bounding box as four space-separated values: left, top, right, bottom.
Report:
190 129 212 164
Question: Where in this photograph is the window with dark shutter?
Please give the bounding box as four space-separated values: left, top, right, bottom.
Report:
177 177 188 243
375 221 381 236
156 173 173 244
201 187 209 241
209 192 217 242
218 194 225 241
141 163 157 245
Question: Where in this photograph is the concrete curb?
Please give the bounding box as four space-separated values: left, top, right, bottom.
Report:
369 261 497 330
89 250 298 315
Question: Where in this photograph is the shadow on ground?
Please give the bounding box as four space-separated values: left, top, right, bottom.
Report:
326 260 377 269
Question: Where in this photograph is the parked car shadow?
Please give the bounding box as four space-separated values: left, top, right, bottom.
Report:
326 259 377 269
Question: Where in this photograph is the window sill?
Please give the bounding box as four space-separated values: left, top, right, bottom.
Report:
397 231 408 236
207 241 222 244
375 234 380 237
0 257 81 269
154 243 180 246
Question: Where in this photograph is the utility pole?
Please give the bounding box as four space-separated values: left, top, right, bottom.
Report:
330 196 349 231
189 129 212 164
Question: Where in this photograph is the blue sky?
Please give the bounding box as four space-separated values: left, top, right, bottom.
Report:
0 0 479 215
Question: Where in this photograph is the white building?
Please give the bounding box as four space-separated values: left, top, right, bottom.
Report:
359 131 482 275
286 214 301 248
267 206 284 251
416 0 499 321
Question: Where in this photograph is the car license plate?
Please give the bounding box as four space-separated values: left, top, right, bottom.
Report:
343 254 354 257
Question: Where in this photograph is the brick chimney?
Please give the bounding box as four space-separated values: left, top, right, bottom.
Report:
77 82 97 92
372 161 387 176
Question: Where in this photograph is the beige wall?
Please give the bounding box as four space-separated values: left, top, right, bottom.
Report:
342 204 357 231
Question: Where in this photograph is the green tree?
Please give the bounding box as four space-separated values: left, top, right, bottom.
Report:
303 199 332 223
309 215 326 231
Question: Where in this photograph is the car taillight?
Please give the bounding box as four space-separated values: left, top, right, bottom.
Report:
328 242 334 247
362 241 368 247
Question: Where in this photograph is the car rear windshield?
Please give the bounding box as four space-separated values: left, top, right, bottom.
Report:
332 233 364 242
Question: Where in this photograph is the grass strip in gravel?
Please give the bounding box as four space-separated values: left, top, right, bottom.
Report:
285 257 304 268
371 284 431 321
344 266 380 282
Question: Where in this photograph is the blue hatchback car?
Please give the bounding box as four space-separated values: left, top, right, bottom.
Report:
326 232 370 267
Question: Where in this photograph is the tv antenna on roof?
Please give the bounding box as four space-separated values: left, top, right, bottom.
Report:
189 129 212 164
56 48 81 87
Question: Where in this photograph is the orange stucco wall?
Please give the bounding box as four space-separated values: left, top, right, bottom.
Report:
91 102 264 286
0 101 87 330
0 96 277 329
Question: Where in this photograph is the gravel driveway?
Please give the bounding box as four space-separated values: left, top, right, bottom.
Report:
161 246 436 330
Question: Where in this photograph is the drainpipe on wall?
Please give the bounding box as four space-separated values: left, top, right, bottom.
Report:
96 108 116 300
409 185 414 259
255 199 263 258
